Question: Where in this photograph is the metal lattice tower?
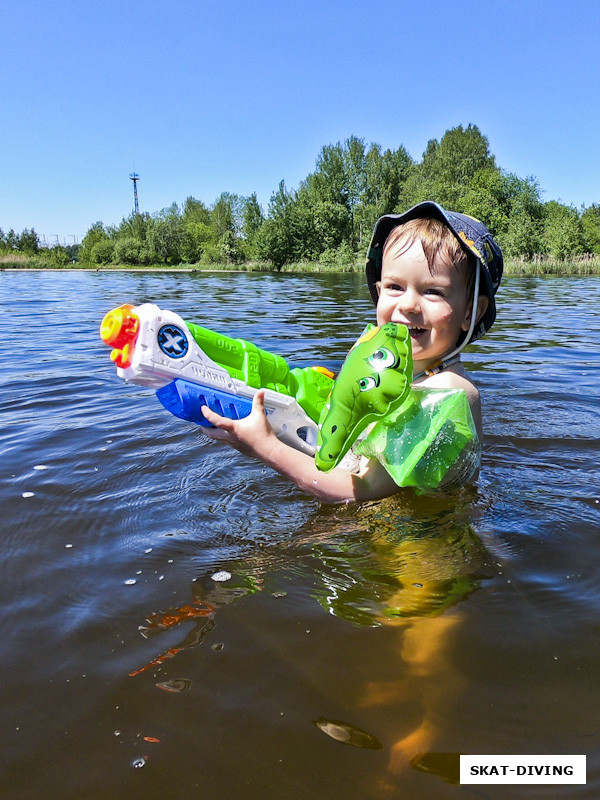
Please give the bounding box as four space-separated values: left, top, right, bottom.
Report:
129 172 140 215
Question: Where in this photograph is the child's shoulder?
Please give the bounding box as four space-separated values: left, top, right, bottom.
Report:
416 362 483 437
416 363 478 396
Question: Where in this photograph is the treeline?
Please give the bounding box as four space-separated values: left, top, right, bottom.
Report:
4 125 600 269
0 228 79 266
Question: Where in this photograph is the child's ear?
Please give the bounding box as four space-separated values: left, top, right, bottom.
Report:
375 281 382 296
462 296 489 331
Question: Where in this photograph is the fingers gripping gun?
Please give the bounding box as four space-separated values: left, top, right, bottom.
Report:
100 303 334 456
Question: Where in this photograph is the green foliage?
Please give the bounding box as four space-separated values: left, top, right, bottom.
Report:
90 238 116 264
301 136 414 248
0 227 40 255
114 237 142 265
17 229 40 255
240 193 264 259
47 245 71 267
183 196 211 226
79 222 111 264
581 205 600 254
541 201 584 260
45 123 597 271
145 207 184 264
399 125 495 211
5 229 21 251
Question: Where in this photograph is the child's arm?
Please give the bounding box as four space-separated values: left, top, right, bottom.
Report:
201 390 400 504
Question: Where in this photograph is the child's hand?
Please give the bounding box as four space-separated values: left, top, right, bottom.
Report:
200 389 278 459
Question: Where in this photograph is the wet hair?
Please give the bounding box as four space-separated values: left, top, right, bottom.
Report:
382 217 477 298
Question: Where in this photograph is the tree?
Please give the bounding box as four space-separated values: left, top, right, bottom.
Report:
117 212 151 244
114 237 142 265
504 203 543 258
355 144 414 243
541 202 584 259
90 238 115 264
180 196 214 262
241 193 264 239
5 229 20 251
18 228 39 255
254 181 305 267
182 196 211 226
211 192 242 239
459 169 511 237
307 142 348 206
459 170 544 259
311 201 352 252
581 205 600 254
398 124 496 211
240 193 264 260
48 245 71 267
80 222 111 264
145 206 184 264
435 125 495 200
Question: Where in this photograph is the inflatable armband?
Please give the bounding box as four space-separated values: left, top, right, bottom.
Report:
315 323 412 472
356 387 480 491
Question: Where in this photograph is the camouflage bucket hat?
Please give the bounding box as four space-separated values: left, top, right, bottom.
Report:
365 201 504 345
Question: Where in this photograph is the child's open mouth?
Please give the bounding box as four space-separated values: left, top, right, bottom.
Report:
406 326 426 339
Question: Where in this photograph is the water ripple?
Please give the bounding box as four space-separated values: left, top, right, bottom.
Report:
1 271 599 800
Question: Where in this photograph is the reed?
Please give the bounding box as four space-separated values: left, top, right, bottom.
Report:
504 254 600 275
4 253 600 275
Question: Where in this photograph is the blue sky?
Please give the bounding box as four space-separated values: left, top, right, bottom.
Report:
2 0 599 243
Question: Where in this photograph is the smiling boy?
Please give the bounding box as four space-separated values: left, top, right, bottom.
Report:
202 202 503 503
371 211 498 442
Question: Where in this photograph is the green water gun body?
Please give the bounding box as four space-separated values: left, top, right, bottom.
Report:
100 303 334 455
315 323 479 490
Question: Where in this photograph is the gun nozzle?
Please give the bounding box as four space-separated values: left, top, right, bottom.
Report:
101 304 140 369
101 304 139 347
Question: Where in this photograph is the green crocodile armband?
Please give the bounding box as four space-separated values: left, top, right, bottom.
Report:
355 387 480 491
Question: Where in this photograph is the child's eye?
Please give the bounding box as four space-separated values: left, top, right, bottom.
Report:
425 288 445 297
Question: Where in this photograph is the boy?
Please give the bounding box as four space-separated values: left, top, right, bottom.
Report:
202 202 503 503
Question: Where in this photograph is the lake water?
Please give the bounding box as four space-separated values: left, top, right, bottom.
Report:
1 269 599 799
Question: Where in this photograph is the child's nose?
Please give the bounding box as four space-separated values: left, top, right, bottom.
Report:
397 288 421 314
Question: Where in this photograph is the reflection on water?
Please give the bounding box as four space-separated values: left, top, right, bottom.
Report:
303 494 489 624
128 491 490 676
1 271 599 799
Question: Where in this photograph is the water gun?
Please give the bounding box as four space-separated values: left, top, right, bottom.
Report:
100 303 334 455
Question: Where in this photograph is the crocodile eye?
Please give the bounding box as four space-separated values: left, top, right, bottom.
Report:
358 375 379 392
368 347 398 372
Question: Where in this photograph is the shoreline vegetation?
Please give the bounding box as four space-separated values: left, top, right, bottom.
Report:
4 126 600 274
3 251 600 275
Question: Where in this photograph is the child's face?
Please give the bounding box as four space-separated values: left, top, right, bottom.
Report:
376 234 473 371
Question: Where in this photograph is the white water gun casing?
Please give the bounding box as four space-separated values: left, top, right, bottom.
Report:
100 303 323 456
